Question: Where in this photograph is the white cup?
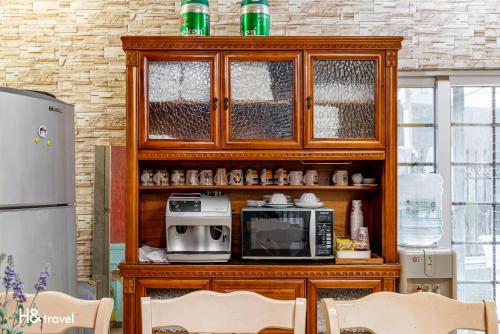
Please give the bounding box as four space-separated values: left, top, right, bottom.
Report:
141 170 153 186
303 170 319 186
171 170 185 186
198 170 213 186
186 170 199 186
288 171 304 186
228 169 244 186
214 168 228 186
351 173 363 185
269 193 288 205
299 192 319 203
332 170 348 186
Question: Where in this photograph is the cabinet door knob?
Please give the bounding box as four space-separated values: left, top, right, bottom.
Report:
212 97 218 110
306 96 313 109
224 97 229 110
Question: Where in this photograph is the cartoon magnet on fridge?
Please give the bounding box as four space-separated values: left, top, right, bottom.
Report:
38 125 48 139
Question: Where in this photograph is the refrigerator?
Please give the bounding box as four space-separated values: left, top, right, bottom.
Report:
0 87 77 296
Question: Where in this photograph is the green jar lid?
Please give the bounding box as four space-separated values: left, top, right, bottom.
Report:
181 0 209 6
241 0 268 6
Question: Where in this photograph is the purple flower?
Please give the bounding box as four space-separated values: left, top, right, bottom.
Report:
12 275 26 304
2 255 15 289
34 265 50 292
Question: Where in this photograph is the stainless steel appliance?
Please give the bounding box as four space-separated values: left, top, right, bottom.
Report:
165 193 231 262
241 207 334 260
399 248 457 298
0 87 76 295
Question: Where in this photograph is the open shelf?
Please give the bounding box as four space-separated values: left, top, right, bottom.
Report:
139 185 379 191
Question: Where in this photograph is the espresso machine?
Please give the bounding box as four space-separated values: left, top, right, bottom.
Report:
165 193 232 262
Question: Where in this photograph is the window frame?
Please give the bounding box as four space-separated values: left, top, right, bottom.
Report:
399 71 500 313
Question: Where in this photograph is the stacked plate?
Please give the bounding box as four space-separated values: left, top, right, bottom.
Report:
293 193 324 208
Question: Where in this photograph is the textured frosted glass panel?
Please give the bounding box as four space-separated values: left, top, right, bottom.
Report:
317 288 374 334
148 61 211 140
230 61 294 139
147 288 199 333
313 60 375 139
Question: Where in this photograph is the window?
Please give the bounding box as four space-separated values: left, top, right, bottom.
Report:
451 86 500 310
397 87 436 174
398 75 500 321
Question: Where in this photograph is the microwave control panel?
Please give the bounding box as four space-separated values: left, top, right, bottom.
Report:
315 210 334 256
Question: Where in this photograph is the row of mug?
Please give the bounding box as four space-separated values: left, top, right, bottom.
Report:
140 168 320 186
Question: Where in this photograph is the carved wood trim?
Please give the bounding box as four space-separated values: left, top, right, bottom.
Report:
121 36 404 51
383 278 396 292
386 50 398 67
137 150 386 161
119 264 400 279
123 278 135 294
126 50 138 67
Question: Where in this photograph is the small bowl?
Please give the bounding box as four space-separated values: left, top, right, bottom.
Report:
362 178 376 184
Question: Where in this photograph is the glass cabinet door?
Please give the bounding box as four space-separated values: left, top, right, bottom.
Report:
308 280 382 334
139 52 220 149
304 52 384 149
222 52 302 149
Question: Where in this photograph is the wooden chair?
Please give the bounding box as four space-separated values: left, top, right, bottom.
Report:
1 291 113 333
141 290 306 334
321 292 498 334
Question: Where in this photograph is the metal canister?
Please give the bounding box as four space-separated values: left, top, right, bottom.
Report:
240 0 270 36
180 0 210 36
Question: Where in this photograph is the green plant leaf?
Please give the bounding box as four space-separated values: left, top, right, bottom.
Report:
0 307 5 319
12 328 23 334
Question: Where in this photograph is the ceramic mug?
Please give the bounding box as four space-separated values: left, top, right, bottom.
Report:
260 169 274 185
214 168 228 186
303 170 319 186
141 170 154 186
274 168 288 186
228 169 244 186
186 170 199 186
171 170 185 186
153 170 169 186
332 170 348 186
351 173 363 185
245 169 259 185
198 169 213 186
288 171 304 186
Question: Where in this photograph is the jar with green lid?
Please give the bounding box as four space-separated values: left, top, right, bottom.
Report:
240 0 270 36
180 0 210 36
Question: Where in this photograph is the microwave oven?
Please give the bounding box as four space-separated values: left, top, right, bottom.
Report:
241 207 334 260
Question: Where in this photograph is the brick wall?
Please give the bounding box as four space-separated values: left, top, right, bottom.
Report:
1 0 499 278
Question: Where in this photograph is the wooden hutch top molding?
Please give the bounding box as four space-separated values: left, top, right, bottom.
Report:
137 150 386 161
121 36 404 52
119 263 401 279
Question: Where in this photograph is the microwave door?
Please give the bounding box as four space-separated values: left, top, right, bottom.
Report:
243 210 311 258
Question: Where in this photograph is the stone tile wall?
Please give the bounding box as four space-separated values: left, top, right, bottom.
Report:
1 0 499 278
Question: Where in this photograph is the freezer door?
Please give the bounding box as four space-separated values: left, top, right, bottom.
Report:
0 206 77 295
0 89 75 207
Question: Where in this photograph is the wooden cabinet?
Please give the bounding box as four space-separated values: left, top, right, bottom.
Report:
138 51 220 149
221 51 302 149
304 51 385 149
121 36 402 334
212 279 305 299
307 279 382 334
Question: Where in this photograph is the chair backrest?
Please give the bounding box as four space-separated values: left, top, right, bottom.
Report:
1 291 113 334
141 290 306 334
321 292 498 334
